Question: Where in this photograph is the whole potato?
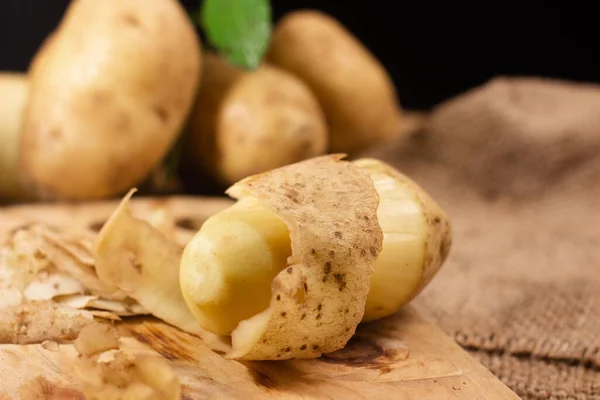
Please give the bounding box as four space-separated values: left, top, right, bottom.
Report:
20 0 201 200
186 53 328 185
0 73 32 202
266 10 403 154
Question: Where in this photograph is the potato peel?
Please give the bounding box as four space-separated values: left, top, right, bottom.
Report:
92 189 201 335
216 154 383 360
71 323 181 400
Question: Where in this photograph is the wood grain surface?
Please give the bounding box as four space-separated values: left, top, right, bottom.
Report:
0 196 522 399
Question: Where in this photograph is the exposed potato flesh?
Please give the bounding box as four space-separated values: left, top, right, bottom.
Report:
20 0 201 200
93 189 201 335
0 73 31 201
353 158 452 321
180 155 383 360
180 196 291 335
74 323 119 356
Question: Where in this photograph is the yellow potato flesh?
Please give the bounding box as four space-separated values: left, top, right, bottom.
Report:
180 197 291 335
360 166 426 322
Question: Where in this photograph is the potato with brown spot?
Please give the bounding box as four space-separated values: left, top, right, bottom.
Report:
266 10 403 154
180 155 383 360
20 0 201 200
185 52 328 185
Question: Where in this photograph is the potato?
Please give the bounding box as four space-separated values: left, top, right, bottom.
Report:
266 10 403 154
180 155 383 360
179 155 452 359
353 158 452 321
20 0 202 200
0 73 31 201
185 52 328 185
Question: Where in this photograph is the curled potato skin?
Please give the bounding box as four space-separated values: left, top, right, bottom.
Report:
20 0 201 200
185 53 328 185
267 10 403 154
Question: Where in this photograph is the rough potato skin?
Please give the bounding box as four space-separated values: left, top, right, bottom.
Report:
266 10 403 154
20 0 201 200
224 155 383 360
186 53 328 185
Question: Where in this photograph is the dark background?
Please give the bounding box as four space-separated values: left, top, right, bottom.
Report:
1 1 597 110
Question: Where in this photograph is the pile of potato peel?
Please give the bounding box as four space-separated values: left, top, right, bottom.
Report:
0 154 451 398
0 0 404 202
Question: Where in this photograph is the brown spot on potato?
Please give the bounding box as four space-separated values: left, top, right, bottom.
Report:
433 216 441 224
121 13 141 27
324 261 332 274
303 282 308 292
276 294 281 301
334 273 346 291
311 248 316 255
322 276 328 282
317 303 322 311
48 128 63 140
369 247 377 256
128 253 142 273
334 231 342 239
316 313 322 320
329 250 335 257
284 347 291 352
345 307 350 314
152 105 169 123
312 345 319 350
360 249 367 257
300 313 306 320
286 267 293 274
175 217 203 231
300 344 307 350
280 312 287 317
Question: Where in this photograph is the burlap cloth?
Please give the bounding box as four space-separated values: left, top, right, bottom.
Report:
364 77 600 399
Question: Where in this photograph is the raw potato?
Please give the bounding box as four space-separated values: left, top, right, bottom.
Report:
353 158 452 321
0 73 31 201
179 156 452 340
186 52 328 185
20 0 201 200
267 10 403 154
180 154 383 360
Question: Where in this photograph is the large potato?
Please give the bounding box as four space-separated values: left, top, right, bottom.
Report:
266 10 403 154
20 0 201 200
0 73 31 202
185 53 328 185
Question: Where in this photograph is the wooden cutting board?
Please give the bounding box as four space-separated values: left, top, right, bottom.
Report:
0 196 522 400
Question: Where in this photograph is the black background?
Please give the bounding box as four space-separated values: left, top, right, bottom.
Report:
1 1 598 110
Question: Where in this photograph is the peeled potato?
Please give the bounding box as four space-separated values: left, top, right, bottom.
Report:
179 156 452 360
185 52 328 185
0 73 31 201
266 10 402 154
353 158 452 321
180 155 383 360
20 0 201 200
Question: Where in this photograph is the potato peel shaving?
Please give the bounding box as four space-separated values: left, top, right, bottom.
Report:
92 189 201 335
72 322 181 400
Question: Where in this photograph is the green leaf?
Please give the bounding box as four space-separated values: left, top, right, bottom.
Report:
200 0 272 70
